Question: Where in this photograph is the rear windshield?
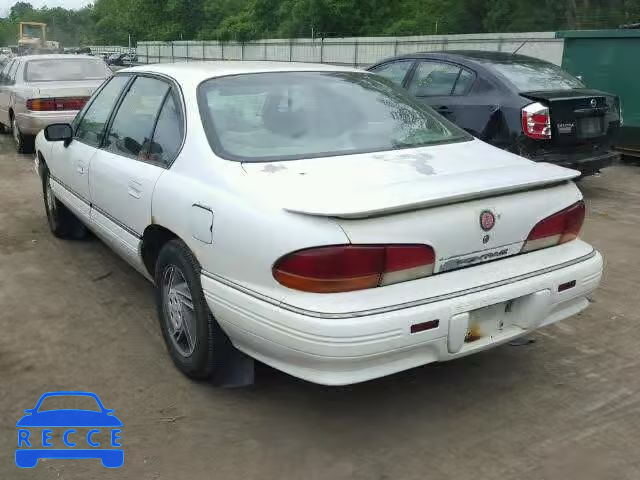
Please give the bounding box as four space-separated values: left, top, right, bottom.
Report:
25 58 111 82
198 71 471 162
483 60 585 91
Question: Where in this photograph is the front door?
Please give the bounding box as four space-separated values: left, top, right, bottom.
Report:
48 75 131 220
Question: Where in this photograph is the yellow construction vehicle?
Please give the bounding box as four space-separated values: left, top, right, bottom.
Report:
18 22 59 54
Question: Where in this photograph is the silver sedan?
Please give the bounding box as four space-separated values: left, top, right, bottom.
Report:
0 54 112 153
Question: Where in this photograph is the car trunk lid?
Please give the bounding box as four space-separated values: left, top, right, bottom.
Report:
30 79 106 99
243 140 578 219
521 88 620 146
243 140 581 272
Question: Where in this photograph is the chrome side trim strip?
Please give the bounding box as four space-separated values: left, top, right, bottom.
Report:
202 250 597 319
50 174 90 206
91 204 142 239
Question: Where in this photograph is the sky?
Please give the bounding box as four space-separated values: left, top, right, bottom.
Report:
0 0 92 16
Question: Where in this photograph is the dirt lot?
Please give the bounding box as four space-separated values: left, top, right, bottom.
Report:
1 134 639 480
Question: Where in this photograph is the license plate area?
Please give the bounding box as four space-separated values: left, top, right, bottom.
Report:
578 116 604 138
465 300 516 343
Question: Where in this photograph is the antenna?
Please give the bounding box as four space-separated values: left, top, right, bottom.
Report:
511 40 528 56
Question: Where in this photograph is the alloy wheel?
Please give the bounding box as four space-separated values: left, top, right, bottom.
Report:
12 117 21 149
161 265 197 357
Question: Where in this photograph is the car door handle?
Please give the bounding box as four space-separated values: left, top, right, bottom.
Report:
127 180 142 199
436 106 451 112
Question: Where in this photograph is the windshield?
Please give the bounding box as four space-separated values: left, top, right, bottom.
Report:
25 58 111 82
482 59 585 91
22 24 43 38
198 71 471 162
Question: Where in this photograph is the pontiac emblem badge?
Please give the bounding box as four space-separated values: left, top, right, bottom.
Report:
480 210 495 231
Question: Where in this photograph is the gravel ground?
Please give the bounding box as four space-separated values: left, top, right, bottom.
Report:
1 134 639 479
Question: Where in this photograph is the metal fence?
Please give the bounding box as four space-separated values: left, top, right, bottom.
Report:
89 45 136 56
134 32 565 67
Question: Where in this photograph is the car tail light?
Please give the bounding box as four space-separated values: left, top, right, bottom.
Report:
273 244 435 293
26 97 89 112
522 102 551 140
522 201 585 253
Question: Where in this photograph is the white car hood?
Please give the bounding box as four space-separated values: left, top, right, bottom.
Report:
241 139 580 218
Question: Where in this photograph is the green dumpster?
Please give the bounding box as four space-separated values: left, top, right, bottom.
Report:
558 29 640 156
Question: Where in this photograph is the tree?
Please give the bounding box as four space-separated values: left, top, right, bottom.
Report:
9 2 35 22
1 0 639 46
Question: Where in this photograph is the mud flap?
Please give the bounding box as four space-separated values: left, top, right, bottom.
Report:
211 346 255 388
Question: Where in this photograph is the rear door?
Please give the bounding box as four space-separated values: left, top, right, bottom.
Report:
406 60 462 121
88 75 183 272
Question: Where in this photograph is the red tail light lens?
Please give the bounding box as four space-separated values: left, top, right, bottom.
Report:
27 97 89 112
522 102 551 140
522 201 585 253
273 244 436 293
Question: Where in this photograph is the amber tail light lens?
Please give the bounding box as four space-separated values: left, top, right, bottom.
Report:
522 200 585 253
26 97 89 112
273 244 436 293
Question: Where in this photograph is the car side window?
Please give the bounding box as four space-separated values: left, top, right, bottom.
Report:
71 78 112 131
0 60 13 82
75 75 130 147
453 69 475 95
369 60 414 86
103 76 170 159
147 90 184 166
9 62 21 83
408 61 461 97
7 60 19 84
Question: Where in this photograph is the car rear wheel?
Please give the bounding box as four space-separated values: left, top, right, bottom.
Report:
155 239 232 380
42 167 87 239
12 116 34 154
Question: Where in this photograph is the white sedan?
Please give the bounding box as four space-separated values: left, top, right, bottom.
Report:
35 62 603 386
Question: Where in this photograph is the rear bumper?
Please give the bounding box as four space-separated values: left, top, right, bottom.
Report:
15 111 79 136
532 150 619 175
203 250 603 386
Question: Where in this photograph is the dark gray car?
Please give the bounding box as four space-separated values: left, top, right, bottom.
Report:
368 50 621 176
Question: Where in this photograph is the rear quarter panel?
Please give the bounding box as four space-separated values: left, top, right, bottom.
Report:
150 144 349 303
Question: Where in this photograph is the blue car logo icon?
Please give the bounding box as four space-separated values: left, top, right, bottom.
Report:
16 391 123 468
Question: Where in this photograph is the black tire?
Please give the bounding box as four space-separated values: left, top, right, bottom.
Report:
12 116 34 154
41 167 88 239
155 239 232 380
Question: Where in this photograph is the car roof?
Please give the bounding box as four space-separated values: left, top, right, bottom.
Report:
391 49 548 65
122 61 361 83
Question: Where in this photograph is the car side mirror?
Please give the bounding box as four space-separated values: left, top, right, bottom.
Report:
44 123 73 146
